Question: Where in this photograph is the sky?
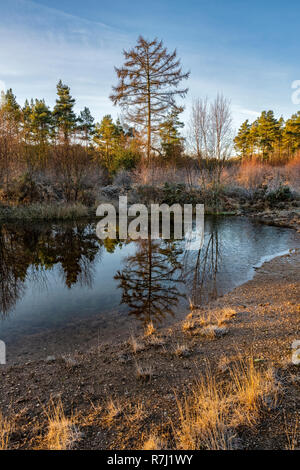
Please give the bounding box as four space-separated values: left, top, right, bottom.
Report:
0 0 299 132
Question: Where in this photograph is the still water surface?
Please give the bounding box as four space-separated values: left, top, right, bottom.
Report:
0 216 299 359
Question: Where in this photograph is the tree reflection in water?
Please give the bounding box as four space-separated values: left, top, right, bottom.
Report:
0 219 221 328
0 222 102 318
115 237 184 326
182 220 221 308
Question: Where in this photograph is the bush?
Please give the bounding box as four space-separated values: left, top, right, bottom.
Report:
162 183 200 205
266 184 293 205
113 170 132 189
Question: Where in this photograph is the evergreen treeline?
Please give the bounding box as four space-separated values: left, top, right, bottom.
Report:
0 81 144 177
234 110 300 162
0 78 185 203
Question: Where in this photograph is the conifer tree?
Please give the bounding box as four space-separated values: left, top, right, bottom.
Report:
234 119 251 158
93 115 121 172
110 36 189 163
159 109 184 161
78 107 95 146
53 80 77 144
284 111 300 157
256 110 280 160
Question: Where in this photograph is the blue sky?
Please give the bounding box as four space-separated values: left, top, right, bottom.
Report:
1 0 299 131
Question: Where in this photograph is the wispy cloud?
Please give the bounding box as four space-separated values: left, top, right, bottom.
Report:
0 0 298 129
0 0 131 119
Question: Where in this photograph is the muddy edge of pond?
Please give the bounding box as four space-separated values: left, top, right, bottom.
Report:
0 210 299 449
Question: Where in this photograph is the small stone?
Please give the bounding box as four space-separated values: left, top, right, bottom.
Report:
45 355 56 363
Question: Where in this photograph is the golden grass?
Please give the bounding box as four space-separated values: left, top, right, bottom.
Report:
182 318 196 333
38 399 78 450
0 411 13 450
81 402 103 427
125 402 147 424
144 321 156 337
143 434 166 450
102 399 123 426
173 343 190 357
199 307 237 327
229 358 278 426
182 307 236 335
129 335 145 354
174 357 278 450
285 414 299 450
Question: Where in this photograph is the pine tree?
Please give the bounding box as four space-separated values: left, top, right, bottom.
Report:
0 89 21 188
256 110 280 160
77 107 95 147
53 80 77 143
30 99 52 145
110 36 189 163
159 109 184 161
93 115 121 172
1 88 21 123
22 99 33 144
283 111 300 157
234 119 251 158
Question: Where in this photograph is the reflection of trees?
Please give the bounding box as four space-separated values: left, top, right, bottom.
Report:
0 222 103 318
183 221 221 307
52 225 101 288
115 238 184 326
0 225 25 316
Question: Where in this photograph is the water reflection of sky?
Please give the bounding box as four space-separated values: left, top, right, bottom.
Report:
0 217 299 343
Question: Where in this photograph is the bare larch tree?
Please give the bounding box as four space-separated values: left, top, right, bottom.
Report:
110 36 189 163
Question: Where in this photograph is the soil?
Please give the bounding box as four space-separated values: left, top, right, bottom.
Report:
0 212 299 450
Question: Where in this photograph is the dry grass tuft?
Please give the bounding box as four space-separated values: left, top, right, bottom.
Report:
229 358 278 426
102 399 123 426
126 402 147 424
285 414 299 450
81 402 103 427
199 307 237 328
147 335 165 347
173 344 190 357
182 318 196 333
200 325 228 339
182 307 236 336
144 322 156 337
0 411 13 450
38 399 78 450
143 432 167 450
129 335 145 354
174 357 278 450
136 364 153 382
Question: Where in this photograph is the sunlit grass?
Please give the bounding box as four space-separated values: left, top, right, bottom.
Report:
0 411 13 450
38 399 78 450
174 357 278 450
144 321 156 337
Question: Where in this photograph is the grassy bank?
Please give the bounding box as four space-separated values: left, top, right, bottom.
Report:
0 202 95 221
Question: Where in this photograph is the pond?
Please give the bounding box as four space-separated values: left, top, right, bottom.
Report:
0 216 299 362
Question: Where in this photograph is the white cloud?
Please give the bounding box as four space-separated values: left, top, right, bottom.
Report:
232 105 260 118
0 0 132 119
